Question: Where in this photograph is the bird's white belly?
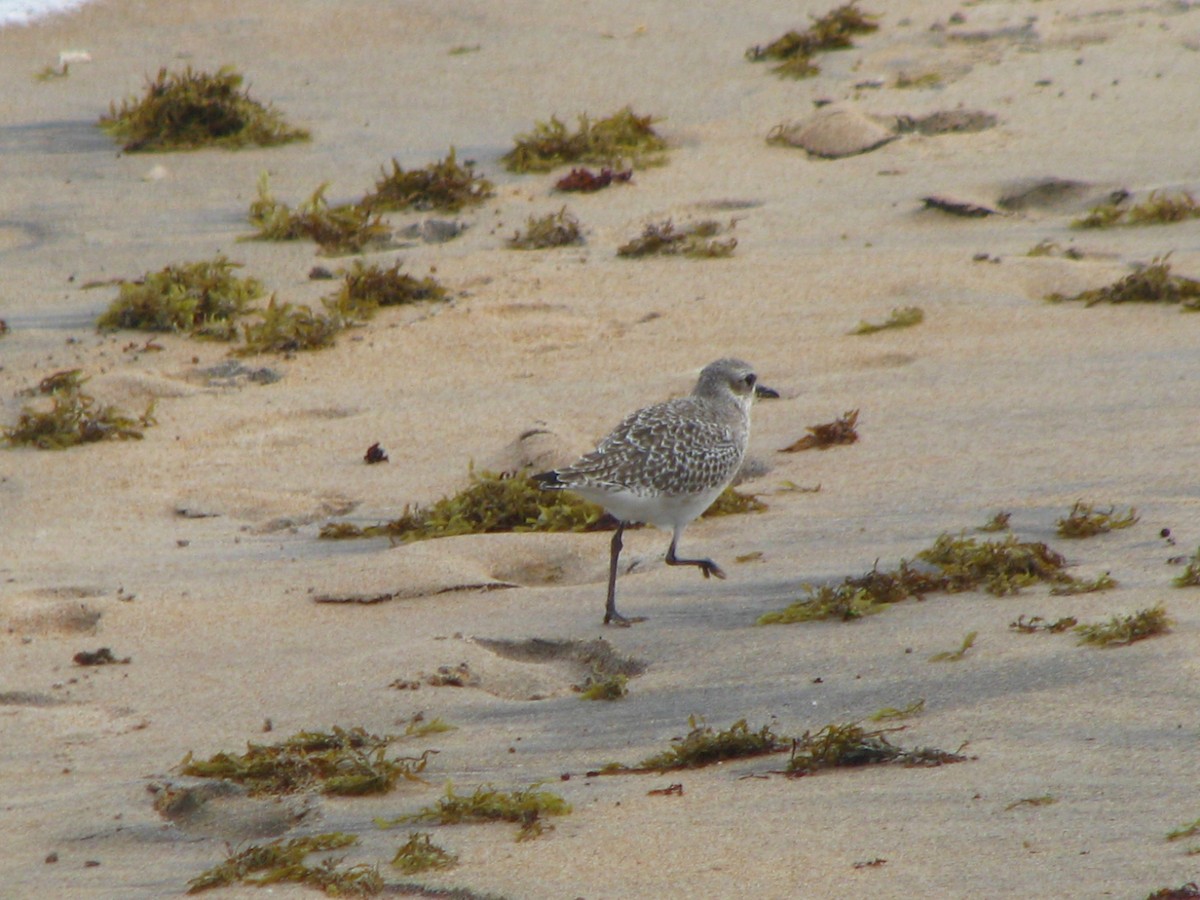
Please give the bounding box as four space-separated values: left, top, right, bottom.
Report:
574 483 727 530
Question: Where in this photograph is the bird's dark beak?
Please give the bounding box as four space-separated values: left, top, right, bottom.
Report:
754 384 780 399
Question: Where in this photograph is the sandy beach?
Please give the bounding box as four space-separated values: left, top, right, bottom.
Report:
3 1 1200 897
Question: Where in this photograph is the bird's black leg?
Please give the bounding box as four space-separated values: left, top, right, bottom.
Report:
665 535 727 580
604 522 632 625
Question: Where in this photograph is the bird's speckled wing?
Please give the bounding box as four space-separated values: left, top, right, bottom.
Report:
555 397 746 496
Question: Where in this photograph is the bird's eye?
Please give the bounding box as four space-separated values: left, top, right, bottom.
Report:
745 373 757 387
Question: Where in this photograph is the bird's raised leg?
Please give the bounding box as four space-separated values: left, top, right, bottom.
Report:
665 532 726 580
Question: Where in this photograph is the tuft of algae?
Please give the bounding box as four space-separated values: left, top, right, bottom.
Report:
3 369 155 450
746 3 880 79
100 65 309 153
633 718 788 771
507 207 584 249
702 485 768 517
380 782 570 842
237 296 344 355
576 672 629 701
1167 819 1200 843
1174 546 1200 587
851 306 923 335
323 260 447 320
1050 572 1117 595
1046 258 1200 310
978 511 1012 532
555 166 632 192
780 409 859 452
320 467 610 542
1056 501 1139 538
178 726 433 796
786 721 967 776
868 699 925 722
759 531 1079 625
1027 239 1084 260
928 630 977 662
361 147 494 212
1072 190 1200 229
1010 614 1078 634
246 173 392 255
186 832 381 895
502 107 667 173
617 219 736 259
1074 604 1172 647
390 831 458 874
95 256 264 339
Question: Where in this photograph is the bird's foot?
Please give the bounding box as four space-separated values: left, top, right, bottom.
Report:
699 560 727 580
603 610 646 627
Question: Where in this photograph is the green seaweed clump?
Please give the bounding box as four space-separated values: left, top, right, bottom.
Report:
978 511 1012 532
1074 604 1172 647
381 782 570 841
928 630 977 662
635 718 788 771
780 409 859 452
617 219 736 259
502 107 667 173
246 174 392 255
1050 572 1117 595
786 721 967 776
917 532 1071 595
850 306 923 335
362 147 494 212
237 296 344 355
868 699 925 722
702 485 768 517
1174 546 1200 587
1010 614 1078 634
3 369 155 450
187 833 381 895
178 726 432 796
507 207 584 249
746 3 880 79
390 831 458 874
100 66 309 152
1056 501 1139 538
1073 190 1200 229
324 260 447 320
320 468 609 542
576 672 628 701
1046 258 1200 310
757 560 942 624
96 256 264 339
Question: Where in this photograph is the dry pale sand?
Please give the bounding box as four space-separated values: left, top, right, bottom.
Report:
3 0 1200 897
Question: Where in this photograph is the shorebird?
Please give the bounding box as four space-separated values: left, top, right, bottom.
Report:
534 358 775 625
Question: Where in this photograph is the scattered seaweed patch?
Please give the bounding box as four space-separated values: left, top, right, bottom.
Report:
95 256 264 339
979 511 1012 532
576 672 629 701
617 219 736 258
379 782 570 841
320 467 609 542
1005 795 1057 811
1147 885 1200 900
746 3 880 79
786 722 967 776
555 166 633 192
73 647 131 666
632 718 788 772
780 409 859 452
1167 819 1200 844
1010 614 1078 634
928 630 977 662
502 107 667 173
851 306 923 335
1050 572 1116 595
237 296 344 355
178 726 433 796
507 207 584 249
1027 239 1084 260
759 532 1078 624
186 833 381 895
1174 547 1200 587
3 369 156 450
701 485 767 517
391 831 458 874
1073 190 1200 229
868 699 925 722
1056 501 1139 538
361 148 494 212
246 174 392 255
1074 604 1171 647
1046 258 1200 310
324 260 447 320
100 66 309 152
